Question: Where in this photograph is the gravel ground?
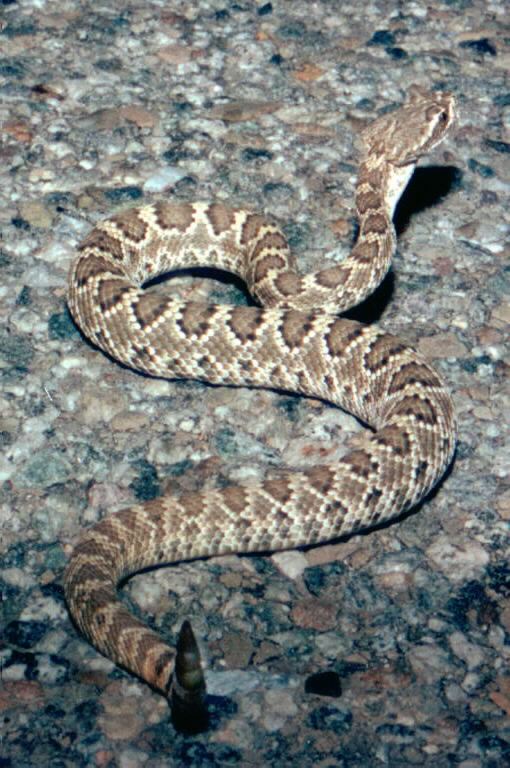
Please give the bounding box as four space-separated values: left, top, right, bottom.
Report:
1 1 509 766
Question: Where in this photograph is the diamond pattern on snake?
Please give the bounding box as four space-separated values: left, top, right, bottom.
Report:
64 87 457 726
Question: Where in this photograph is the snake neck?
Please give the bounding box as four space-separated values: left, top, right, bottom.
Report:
296 157 416 314
355 155 416 228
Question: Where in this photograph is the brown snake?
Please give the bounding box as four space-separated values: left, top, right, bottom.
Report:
64 87 457 726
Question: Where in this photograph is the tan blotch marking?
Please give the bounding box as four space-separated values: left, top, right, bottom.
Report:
264 478 293 506
306 466 336 495
357 166 383 189
345 449 374 480
356 189 382 215
352 239 380 265
133 293 172 329
251 229 288 259
316 264 349 289
206 203 237 235
154 202 195 233
280 310 313 349
387 361 440 395
274 271 302 297
391 393 439 426
221 486 248 515
178 490 207 519
142 498 167 524
365 336 408 373
79 229 125 261
75 532 122 561
253 252 288 283
74 254 126 288
375 424 412 456
364 212 388 235
240 213 268 245
68 559 112 588
177 303 217 338
228 306 263 343
326 319 363 357
97 279 132 314
111 210 149 243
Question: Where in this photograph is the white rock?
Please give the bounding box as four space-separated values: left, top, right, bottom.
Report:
262 688 299 732
408 641 451 682
1 567 36 588
1 664 26 682
426 536 489 582
449 631 485 670
207 668 260 696
143 166 186 192
271 550 308 580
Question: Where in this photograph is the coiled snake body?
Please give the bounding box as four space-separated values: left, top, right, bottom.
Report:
64 87 457 724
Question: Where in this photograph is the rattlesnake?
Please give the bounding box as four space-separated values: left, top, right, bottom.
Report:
64 86 457 726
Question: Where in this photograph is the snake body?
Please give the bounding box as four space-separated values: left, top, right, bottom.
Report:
64 87 457 721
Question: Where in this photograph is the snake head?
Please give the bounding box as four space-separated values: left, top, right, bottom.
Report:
361 87 456 168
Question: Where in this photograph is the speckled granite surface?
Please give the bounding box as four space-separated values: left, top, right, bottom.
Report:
1 1 509 766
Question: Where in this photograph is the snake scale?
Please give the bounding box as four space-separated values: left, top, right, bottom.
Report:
64 87 457 726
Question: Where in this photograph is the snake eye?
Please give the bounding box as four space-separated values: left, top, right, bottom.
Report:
438 110 448 123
